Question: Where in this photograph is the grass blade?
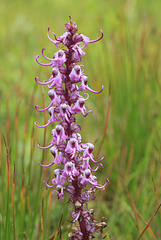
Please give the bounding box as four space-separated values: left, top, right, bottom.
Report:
137 204 161 240
12 164 16 240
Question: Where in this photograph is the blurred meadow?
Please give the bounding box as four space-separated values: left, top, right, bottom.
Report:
0 0 161 239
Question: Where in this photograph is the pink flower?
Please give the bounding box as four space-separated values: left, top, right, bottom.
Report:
65 137 82 158
48 67 63 88
51 124 67 145
53 185 65 199
71 94 93 117
58 103 71 122
63 162 79 180
52 50 66 67
72 43 85 62
69 65 84 83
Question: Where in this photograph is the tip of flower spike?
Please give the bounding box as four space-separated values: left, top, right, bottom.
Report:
65 17 77 34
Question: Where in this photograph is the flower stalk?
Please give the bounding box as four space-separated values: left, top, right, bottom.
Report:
35 16 108 239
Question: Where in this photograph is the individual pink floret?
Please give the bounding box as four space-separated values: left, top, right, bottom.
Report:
34 107 60 128
52 185 65 199
69 65 84 83
71 93 93 117
78 75 104 94
51 124 67 145
62 162 79 180
65 137 83 159
82 143 104 164
52 49 66 67
48 67 63 88
72 43 85 62
58 103 71 122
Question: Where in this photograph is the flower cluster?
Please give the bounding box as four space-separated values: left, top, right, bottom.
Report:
35 16 109 240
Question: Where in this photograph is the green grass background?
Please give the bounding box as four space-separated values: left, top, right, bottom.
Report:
0 0 161 239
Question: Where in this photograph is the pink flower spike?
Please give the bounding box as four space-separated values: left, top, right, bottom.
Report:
35 19 107 239
36 55 52 66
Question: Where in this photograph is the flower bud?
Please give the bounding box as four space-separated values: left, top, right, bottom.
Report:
74 200 81 209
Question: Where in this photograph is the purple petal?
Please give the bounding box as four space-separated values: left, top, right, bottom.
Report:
35 101 53 112
38 161 55 167
37 143 54 149
86 85 104 94
36 55 51 66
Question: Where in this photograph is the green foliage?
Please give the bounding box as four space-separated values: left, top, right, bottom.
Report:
0 0 161 239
